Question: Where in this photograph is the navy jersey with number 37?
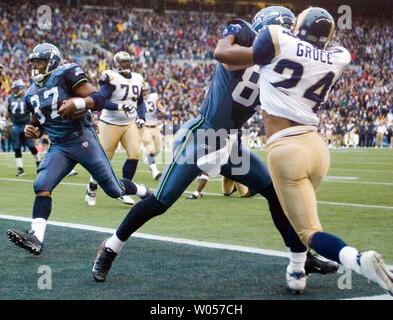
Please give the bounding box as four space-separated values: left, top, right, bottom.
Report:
199 62 260 130
24 63 91 141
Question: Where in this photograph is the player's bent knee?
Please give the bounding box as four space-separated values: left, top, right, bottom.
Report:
35 190 51 197
14 149 22 158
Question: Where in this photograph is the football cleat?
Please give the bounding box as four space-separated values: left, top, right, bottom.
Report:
305 251 339 275
16 168 25 177
286 266 306 295
85 186 97 206
92 239 117 282
7 229 43 255
67 170 78 176
139 184 152 200
359 251 393 296
153 172 162 181
118 195 135 205
185 193 203 200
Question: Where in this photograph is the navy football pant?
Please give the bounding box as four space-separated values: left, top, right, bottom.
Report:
34 127 124 198
155 116 272 207
12 124 37 155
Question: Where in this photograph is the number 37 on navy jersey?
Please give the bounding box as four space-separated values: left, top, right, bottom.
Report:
24 63 90 141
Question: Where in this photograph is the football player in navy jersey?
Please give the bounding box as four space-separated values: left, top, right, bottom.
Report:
5 80 41 176
214 6 393 296
7 43 150 255
92 7 338 284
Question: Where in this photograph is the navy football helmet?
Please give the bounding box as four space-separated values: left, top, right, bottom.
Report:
252 6 295 32
27 43 62 83
11 79 25 96
293 7 335 49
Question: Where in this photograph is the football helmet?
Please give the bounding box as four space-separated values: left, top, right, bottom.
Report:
27 43 62 83
11 79 25 97
293 7 335 49
113 51 132 77
142 81 150 98
252 6 295 32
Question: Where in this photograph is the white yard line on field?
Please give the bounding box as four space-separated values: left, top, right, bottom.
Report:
1 177 393 210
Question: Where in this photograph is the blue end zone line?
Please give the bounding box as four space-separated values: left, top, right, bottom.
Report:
1 213 392 300
1 177 393 210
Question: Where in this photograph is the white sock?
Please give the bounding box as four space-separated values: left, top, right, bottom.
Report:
31 218 47 243
90 177 98 185
150 163 159 175
16 157 23 168
105 233 125 254
33 153 41 162
135 183 147 197
287 248 307 272
339 246 361 274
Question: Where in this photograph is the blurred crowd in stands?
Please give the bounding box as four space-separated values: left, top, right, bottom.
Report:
0 1 392 151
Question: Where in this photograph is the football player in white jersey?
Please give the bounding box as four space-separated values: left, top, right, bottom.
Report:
214 7 393 296
85 51 147 206
141 82 166 180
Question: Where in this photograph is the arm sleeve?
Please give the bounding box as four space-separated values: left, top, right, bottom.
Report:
252 26 277 66
136 95 146 120
7 97 11 113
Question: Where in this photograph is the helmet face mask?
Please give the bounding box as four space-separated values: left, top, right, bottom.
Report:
252 6 295 32
27 58 48 83
113 51 132 77
11 80 25 97
142 81 150 98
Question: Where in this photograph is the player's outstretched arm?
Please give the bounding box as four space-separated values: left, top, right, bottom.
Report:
214 35 254 66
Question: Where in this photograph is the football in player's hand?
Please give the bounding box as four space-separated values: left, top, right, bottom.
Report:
227 18 257 47
59 97 87 120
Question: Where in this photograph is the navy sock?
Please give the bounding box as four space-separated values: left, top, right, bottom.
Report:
119 178 137 195
259 184 307 252
32 196 52 220
117 195 167 241
310 231 348 263
288 225 307 253
122 159 138 181
147 154 155 166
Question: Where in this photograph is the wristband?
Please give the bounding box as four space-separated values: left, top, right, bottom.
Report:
73 98 86 111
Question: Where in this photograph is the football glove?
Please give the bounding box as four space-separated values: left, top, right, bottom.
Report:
226 18 257 47
135 118 145 128
220 24 241 39
118 103 136 117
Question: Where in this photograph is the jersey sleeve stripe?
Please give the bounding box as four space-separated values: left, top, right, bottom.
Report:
72 77 88 89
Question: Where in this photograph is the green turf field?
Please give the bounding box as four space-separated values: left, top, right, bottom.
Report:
0 148 392 300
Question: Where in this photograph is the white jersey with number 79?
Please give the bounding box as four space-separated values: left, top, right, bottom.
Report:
253 24 351 125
